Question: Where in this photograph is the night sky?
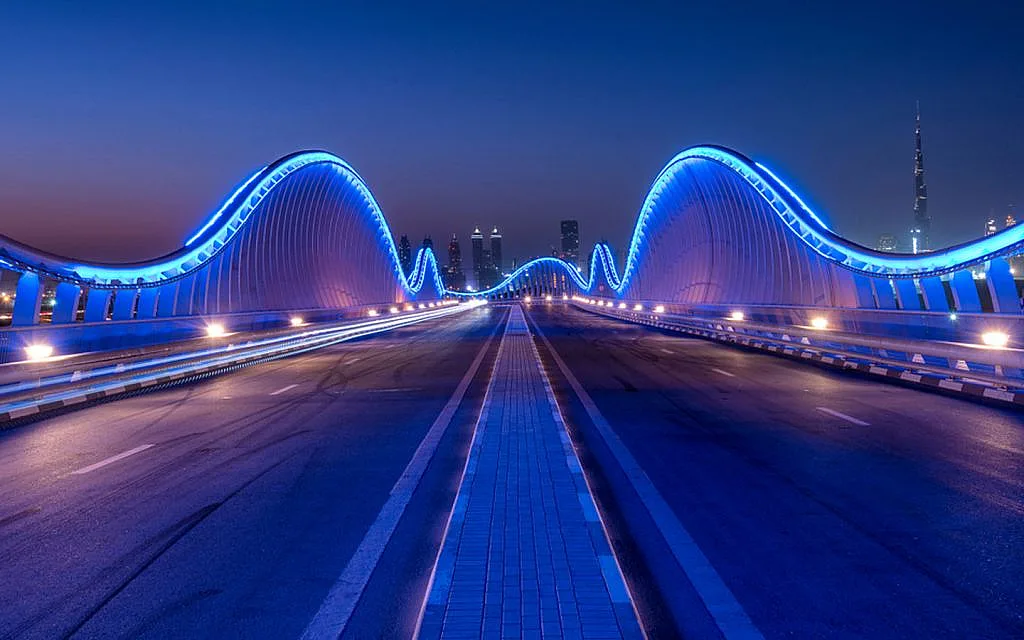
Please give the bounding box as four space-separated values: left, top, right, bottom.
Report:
1 1 1022 264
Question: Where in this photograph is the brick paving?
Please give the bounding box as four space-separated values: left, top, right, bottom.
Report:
419 306 642 639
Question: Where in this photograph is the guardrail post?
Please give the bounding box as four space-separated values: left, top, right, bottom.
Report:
950 270 982 312
985 258 1020 314
919 277 949 311
84 289 112 322
52 282 82 324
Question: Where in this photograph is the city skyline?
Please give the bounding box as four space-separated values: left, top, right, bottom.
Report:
2 2 1023 264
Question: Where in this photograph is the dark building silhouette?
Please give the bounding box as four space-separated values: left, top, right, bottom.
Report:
910 102 930 253
560 220 580 267
422 235 433 251
398 234 412 275
445 233 466 291
490 227 503 275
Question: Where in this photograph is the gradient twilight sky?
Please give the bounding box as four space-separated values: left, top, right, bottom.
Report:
1 1 1022 264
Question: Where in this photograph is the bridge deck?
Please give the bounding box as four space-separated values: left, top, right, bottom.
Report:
419 306 642 639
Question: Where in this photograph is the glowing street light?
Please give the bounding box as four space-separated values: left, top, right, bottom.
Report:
206 323 227 338
545 294 553 302
289 316 305 327
654 305 665 314
633 304 643 311
981 331 1009 348
389 306 400 314
729 311 745 321
368 309 379 317
618 302 627 309
524 295 532 303
810 316 829 330
24 344 54 361
949 313 957 321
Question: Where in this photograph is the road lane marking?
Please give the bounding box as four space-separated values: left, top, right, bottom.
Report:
300 314 503 640
712 368 736 378
71 444 155 475
816 407 870 426
269 383 298 396
345 357 361 364
529 314 763 640
660 348 674 354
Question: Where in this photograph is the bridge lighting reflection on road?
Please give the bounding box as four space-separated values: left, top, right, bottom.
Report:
24 344 54 361
810 316 829 330
981 331 1010 348
729 311 745 321
289 316 305 327
654 305 665 314
206 323 227 338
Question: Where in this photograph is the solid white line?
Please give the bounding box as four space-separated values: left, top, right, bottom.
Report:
71 444 155 475
345 357 361 364
660 348 674 354
531 318 763 640
712 368 736 378
815 407 870 426
300 317 501 640
269 383 298 396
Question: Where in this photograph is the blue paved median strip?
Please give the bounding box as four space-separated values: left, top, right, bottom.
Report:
418 305 643 639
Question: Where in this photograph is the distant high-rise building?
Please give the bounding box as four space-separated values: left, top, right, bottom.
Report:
985 218 998 236
445 233 465 291
910 102 931 253
876 233 898 252
560 220 580 267
398 234 412 275
471 227 485 288
1006 206 1017 229
490 227 503 275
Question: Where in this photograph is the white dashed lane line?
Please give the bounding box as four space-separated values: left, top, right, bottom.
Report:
269 384 298 396
71 444 155 475
816 407 870 426
712 368 736 378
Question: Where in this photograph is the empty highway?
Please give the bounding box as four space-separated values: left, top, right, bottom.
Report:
0 303 1021 639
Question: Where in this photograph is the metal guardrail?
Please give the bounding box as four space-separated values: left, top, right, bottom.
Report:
574 301 1024 407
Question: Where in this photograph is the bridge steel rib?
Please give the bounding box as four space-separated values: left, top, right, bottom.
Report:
2 146 1023 328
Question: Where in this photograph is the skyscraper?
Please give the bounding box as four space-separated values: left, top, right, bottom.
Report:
876 233 898 252
560 220 580 267
985 218 998 236
398 234 412 275
471 227 484 288
446 233 465 291
910 102 931 253
490 227 503 275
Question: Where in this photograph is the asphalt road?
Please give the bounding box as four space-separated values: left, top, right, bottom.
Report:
0 305 505 640
527 304 1024 639
1 302 1021 639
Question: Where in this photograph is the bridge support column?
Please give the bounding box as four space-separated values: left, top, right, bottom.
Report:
136 288 160 319
872 279 897 309
894 279 922 310
11 272 43 326
174 276 195 316
51 282 82 324
84 289 112 322
985 258 1021 314
112 289 138 320
156 283 179 317
950 270 981 312
851 274 876 309
919 277 948 312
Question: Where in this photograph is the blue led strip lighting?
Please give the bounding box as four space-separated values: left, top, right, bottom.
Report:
3 146 1023 299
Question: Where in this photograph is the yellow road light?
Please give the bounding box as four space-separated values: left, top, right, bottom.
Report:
24 344 54 361
810 316 829 330
289 316 305 327
206 323 227 338
981 331 1009 348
